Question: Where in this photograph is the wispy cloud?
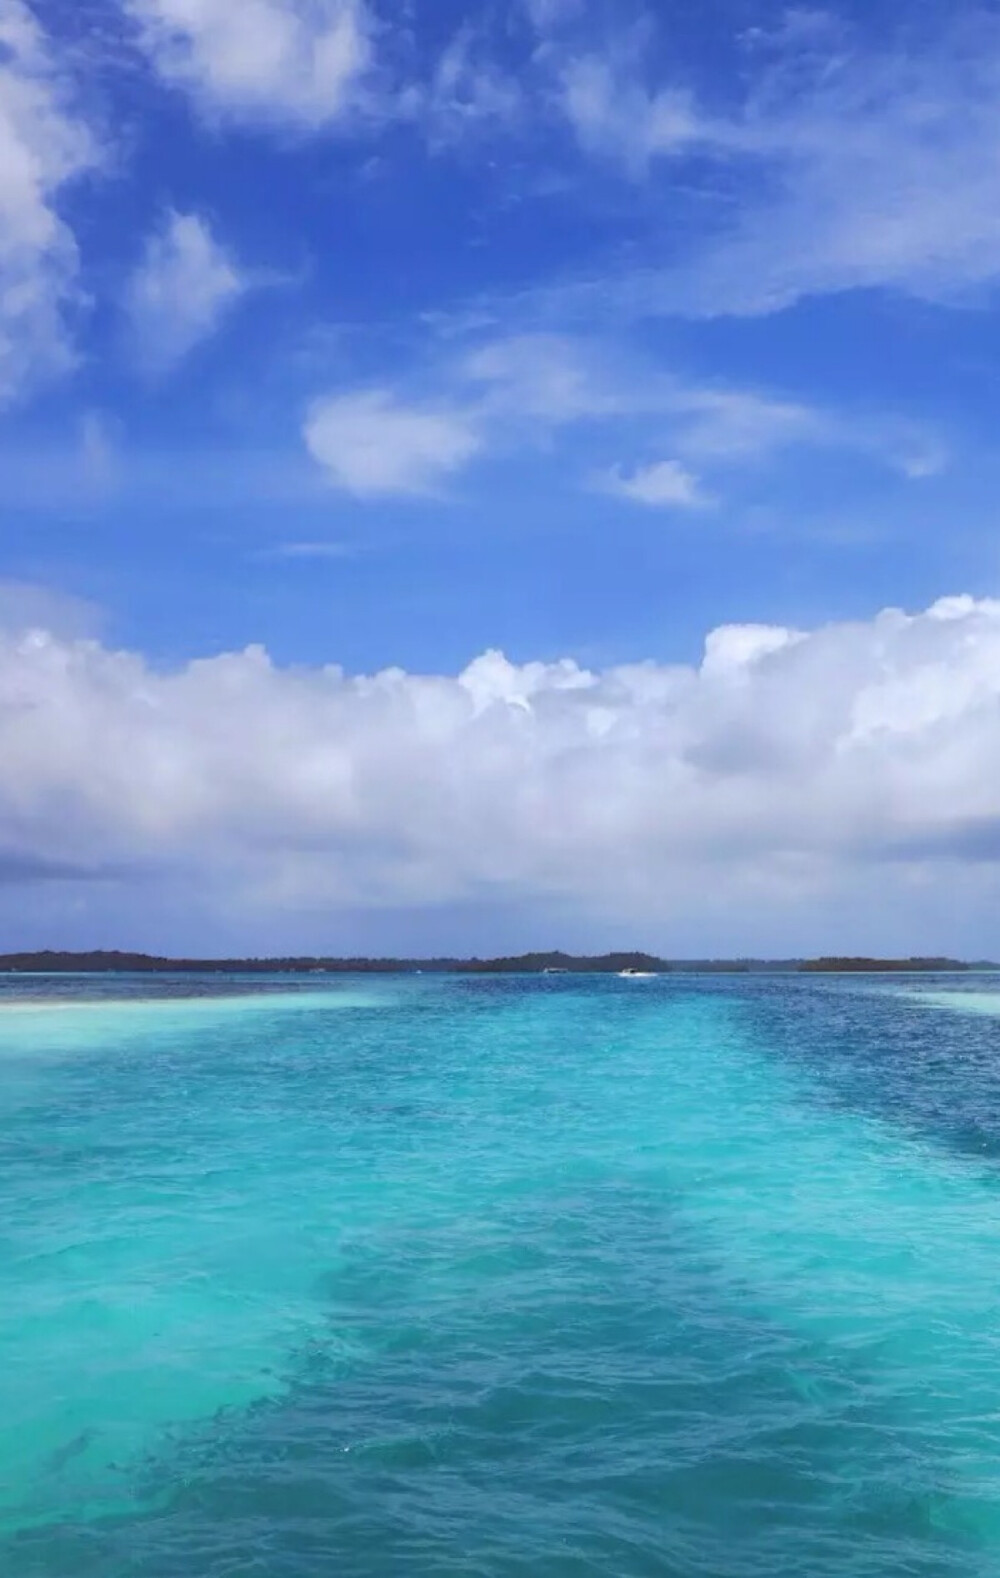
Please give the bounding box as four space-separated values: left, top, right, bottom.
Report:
261 540 358 561
0 0 100 402
560 53 709 173
302 329 947 505
78 411 119 492
554 15 1000 315
522 0 582 33
663 384 948 480
667 389 825 462
464 333 624 423
419 24 524 147
125 210 247 373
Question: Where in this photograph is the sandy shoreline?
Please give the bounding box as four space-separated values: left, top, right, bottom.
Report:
0 989 376 1016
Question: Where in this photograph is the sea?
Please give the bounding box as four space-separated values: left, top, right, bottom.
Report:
3 969 1000 1577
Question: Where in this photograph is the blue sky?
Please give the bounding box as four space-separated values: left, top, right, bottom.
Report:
3 0 1000 954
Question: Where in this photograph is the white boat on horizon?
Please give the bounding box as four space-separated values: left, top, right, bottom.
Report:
618 968 656 978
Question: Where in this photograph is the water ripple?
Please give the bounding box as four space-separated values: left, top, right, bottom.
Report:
3 973 1000 1575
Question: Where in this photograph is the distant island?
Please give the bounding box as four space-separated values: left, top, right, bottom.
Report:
0 950 993 975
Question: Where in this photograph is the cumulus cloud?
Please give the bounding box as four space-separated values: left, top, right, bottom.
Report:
126 0 372 129
126 210 246 372
305 388 481 496
3 596 1000 945
557 18 1000 315
601 458 710 509
0 0 99 401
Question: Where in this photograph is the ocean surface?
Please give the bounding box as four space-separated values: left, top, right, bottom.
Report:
4 971 1000 1576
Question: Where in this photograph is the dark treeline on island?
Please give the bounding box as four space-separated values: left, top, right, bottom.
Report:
798 956 994 973
0 950 994 975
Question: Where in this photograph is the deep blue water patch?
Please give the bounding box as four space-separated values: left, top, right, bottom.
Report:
728 973 1000 1164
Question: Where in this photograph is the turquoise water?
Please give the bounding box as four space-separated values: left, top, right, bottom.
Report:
4 973 1000 1574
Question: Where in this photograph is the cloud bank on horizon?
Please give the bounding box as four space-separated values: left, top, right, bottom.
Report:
2 0 1000 950
2 594 1000 956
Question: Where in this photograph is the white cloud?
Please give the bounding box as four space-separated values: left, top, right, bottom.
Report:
4 596 1000 948
557 21 1000 314
0 0 99 401
302 340 614 502
126 210 246 372
561 54 708 173
304 389 481 497
602 458 710 509
126 0 372 129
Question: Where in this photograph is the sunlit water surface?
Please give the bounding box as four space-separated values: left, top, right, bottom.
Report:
3 969 1000 1576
